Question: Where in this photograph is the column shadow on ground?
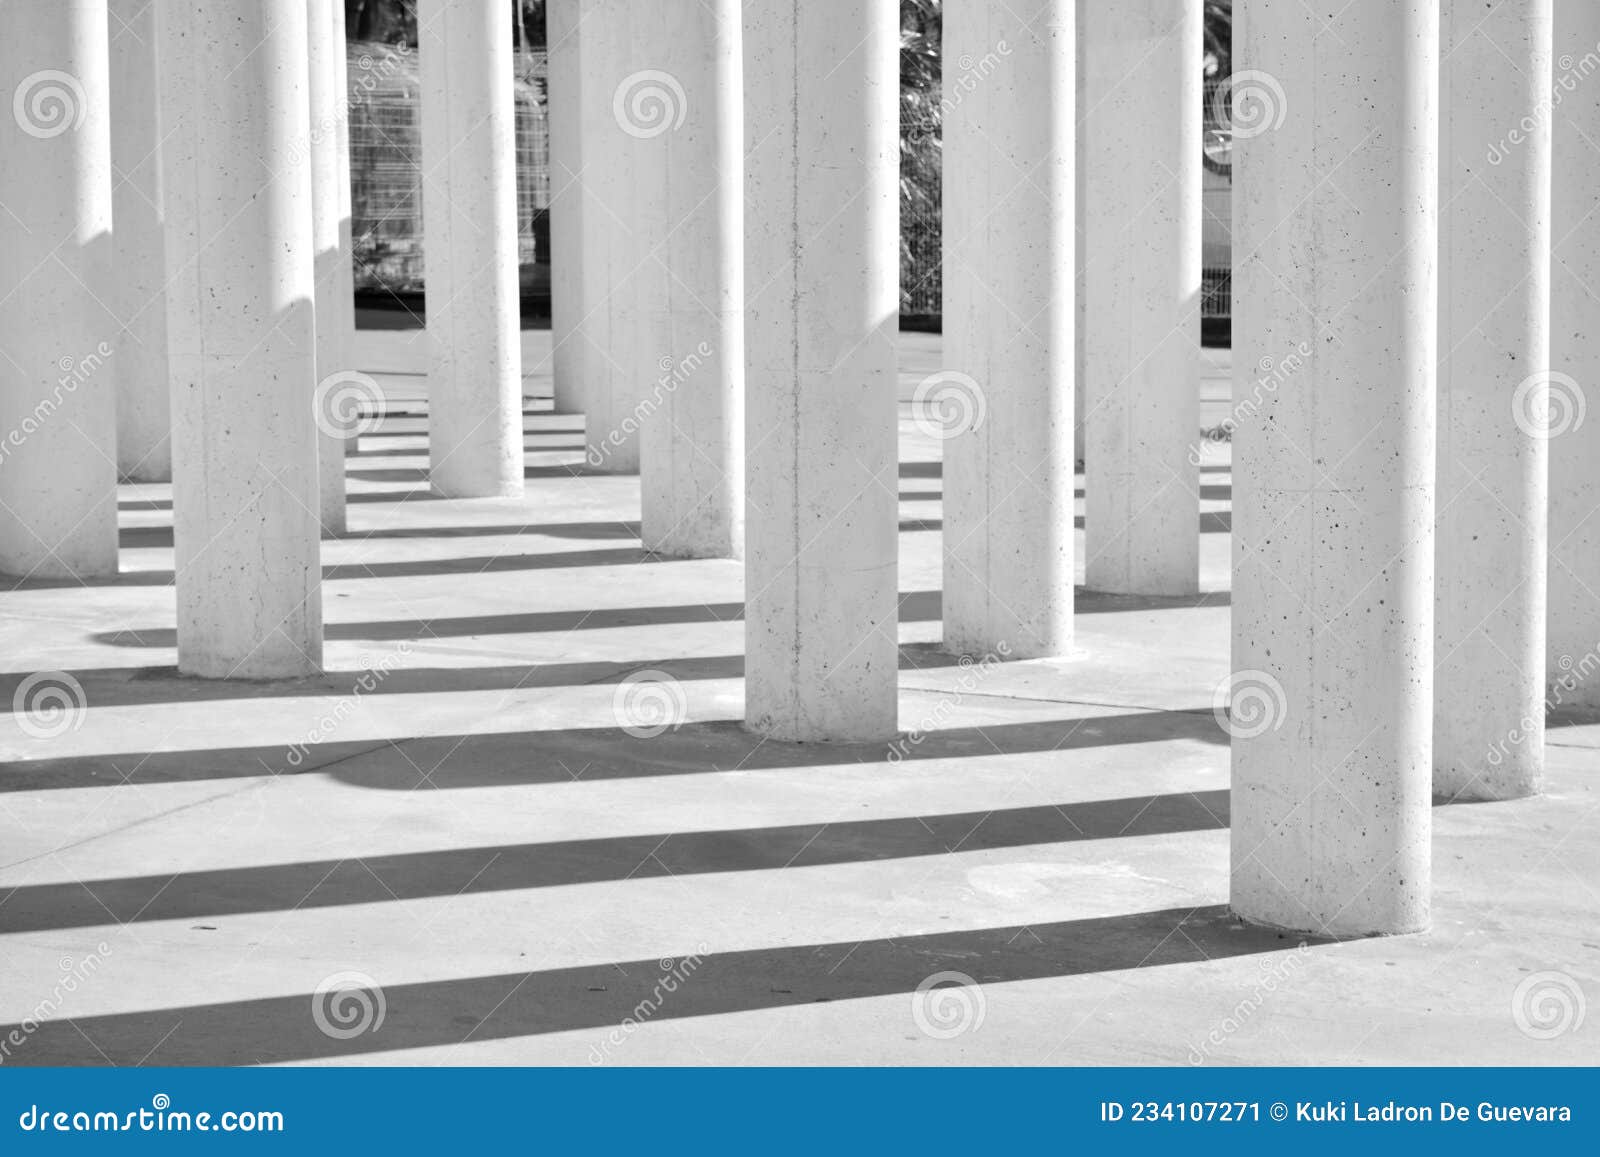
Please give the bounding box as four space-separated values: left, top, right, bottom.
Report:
0 904 1325 1065
0 708 1228 793
78 587 1226 647
0 789 1231 933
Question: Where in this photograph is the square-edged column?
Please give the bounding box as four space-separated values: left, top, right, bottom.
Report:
418 0 524 498
1081 0 1202 597
1546 2 1600 710
595 0 744 559
1436 0 1553 800
108 0 171 484
309 0 348 535
742 0 899 741
0 0 119 580
941 0 1076 660
159 0 323 677
1231 0 1438 936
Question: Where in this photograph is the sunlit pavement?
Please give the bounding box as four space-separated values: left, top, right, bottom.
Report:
0 334 1594 1066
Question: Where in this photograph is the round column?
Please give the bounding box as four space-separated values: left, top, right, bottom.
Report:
1436 0 1553 800
1231 0 1437 935
743 0 898 741
308 0 346 534
1547 3 1600 709
941 0 1075 658
108 0 171 483
1081 0 1201 596
0 0 118 579
418 0 523 498
159 0 323 677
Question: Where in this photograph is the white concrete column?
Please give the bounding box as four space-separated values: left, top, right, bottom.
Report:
330 0 356 344
941 2 1075 658
0 0 118 581
108 0 171 483
308 0 346 535
1082 1 1201 596
1231 0 1437 935
418 0 523 498
606 0 744 560
1073 28 1086 471
574 10 645 473
1437 0 1552 800
1547 2 1600 708
546 0 587 417
159 0 323 677
743 0 898 741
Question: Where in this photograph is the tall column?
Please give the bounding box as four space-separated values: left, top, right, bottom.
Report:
1231 0 1437 935
942 1 1075 657
418 0 523 498
330 0 356 345
308 0 346 534
743 0 898 741
1073 31 1086 470
612 0 744 559
547 0 587 417
574 11 644 473
159 0 323 678
1081 1 1201 596
1436 0 1552 800
0 0 118 579
108 0 171 483
1547 2 1600 708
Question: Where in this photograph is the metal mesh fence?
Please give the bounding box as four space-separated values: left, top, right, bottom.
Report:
901 115 942 318
347 41 548 296
1201 76 1233 323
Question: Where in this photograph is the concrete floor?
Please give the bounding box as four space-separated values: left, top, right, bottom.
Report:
0 333 1595 1066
